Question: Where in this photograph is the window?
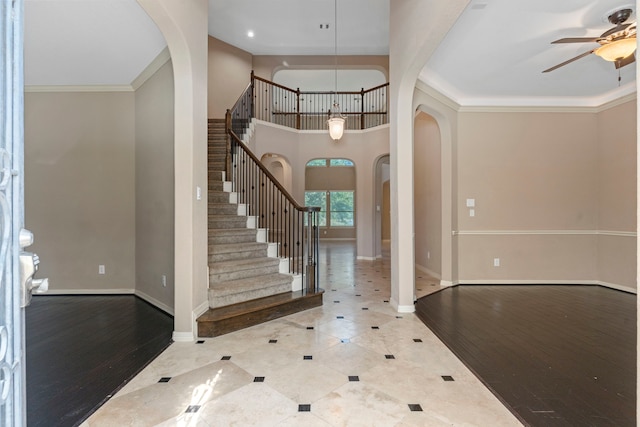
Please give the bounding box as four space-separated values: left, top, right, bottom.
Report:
305 191 354 227
306 158 353 167
304 191 327 226
306 159 327 167
329 159 354 167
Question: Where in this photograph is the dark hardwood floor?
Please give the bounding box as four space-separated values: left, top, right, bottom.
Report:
416 285 636 427
26 295 173 427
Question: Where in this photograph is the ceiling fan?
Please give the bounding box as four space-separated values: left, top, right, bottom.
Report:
543 8 637 73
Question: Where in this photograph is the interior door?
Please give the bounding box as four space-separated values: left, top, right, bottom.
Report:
1 1 26 425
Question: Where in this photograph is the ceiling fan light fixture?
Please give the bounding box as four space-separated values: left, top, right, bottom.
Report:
595 38 637 61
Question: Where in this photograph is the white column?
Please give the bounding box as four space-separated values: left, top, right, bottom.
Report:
388 0 469 312
138 0 209 341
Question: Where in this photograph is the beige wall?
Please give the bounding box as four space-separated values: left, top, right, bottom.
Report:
452 103 636 290
135 59 175 311
456 111 600 282
25 91 136 292
208 36 252 118
414 112 441 278
597 100 637 288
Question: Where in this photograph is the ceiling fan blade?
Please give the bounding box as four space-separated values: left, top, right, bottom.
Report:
542 49 594 73
601 22 631 38
551 37 600 44
615 52 636 69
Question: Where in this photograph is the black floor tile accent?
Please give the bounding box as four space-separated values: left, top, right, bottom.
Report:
269 339 277 343
336 316 344 319
221 356 231 360
385 354 395 359
253 377 265 383
408 404 423 412
442 375 454 381
362 307 369 310
185 405 201 413
158 377 172 383
306 326 314 330
371 326 380 330
196 340 205 344
298 404 311 412
413 339 423 343
303 355 313 360
348 376 360 382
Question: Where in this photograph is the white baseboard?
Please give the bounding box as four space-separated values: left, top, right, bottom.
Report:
43 288 134 295
356 255 377 261
596 281 636 294
172 331 194 342
134 290 174 316
397 304 416 313
456 279 637 294
439 280 454 287
415 264 442 280
390 297 415 313
321 238 357 241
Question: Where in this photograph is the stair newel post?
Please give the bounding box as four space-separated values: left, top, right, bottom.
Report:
225 109 232 181
305 207 319 294
360 87 365 130
296 88 301 130
250 70 255 120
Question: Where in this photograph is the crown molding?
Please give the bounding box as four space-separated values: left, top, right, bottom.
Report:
131 47 171 91
24 85 133 93
416 75 637 113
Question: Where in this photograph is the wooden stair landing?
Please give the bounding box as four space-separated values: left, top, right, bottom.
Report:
197 290 324 337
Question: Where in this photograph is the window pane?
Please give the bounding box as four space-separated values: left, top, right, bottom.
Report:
329 158 354 166
329 191 354 226
330 212 353 226
305 191 327 226
306 159 327 166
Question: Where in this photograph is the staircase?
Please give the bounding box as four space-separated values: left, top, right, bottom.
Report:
197 119 323 337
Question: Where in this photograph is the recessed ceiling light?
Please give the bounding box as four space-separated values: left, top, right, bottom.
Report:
247 30 255 38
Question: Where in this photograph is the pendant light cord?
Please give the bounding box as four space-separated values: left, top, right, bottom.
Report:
334 0 338 103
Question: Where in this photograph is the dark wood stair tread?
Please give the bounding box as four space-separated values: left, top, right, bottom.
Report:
197 290 324 337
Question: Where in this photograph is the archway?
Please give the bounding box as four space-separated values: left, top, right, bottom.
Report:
413 111 442 281
374 154 390 258
260 153 293 194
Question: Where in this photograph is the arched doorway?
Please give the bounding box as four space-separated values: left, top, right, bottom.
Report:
413 111 442 280
374 154 390 258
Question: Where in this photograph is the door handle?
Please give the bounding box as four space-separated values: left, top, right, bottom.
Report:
19 229 48 307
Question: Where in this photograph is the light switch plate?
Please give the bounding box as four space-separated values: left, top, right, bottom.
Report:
466 198 475 208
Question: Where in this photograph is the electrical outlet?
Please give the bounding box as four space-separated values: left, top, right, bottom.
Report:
98 264 105 275
493 258 500 267
162 275 167 287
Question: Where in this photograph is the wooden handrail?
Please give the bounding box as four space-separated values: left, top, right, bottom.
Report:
228 130 319 214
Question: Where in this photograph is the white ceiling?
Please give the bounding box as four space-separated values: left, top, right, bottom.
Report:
24 0 637 106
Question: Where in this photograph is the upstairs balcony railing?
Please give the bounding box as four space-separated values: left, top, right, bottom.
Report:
229 71 389 135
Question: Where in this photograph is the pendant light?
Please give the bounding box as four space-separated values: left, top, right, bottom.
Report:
327 0 345 140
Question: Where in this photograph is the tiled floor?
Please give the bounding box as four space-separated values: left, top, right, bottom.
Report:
83 241 522 427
